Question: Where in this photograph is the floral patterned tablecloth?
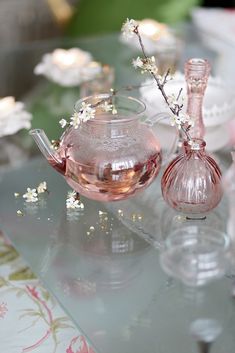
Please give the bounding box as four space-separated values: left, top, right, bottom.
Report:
0 231 95 353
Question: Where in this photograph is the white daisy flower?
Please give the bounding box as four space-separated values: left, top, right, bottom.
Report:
23 188 38 203
121 18 138 39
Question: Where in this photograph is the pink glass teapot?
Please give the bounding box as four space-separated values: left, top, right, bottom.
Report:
30 94 174 201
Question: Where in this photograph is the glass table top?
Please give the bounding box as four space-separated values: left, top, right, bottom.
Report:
0 157 235 353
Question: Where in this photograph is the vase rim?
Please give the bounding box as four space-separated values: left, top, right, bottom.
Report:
184 138 206 151
74 93 146 124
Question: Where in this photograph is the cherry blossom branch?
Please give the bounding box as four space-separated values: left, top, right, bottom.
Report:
122 19 193 141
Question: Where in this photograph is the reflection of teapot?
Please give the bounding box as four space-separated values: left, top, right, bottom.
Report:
50 207 151 294
30 94 174 201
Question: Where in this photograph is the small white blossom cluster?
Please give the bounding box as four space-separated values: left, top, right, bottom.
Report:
59 99 118 129
66 190 84 209
121 18 138 38
170 112 194 130
100 101 117 115
23 188 38 203
167 94 184 110
21 181 48 203
132 56 158 75
59 102 96 129
37 181 47 194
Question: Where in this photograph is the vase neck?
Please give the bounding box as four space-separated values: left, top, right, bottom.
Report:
183 138 206 154
185 58 210 139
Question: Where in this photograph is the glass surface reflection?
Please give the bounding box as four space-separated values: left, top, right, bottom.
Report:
47 208 151 295
1 158 235 353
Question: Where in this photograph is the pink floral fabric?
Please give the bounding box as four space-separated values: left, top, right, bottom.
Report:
0 231 96 353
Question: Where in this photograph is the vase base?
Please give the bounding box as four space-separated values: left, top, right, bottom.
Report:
186 215 207 221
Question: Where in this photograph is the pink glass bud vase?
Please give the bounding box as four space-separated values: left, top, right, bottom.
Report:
185 58 210 139
161 138 223 215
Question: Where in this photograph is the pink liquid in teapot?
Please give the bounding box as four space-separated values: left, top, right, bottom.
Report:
48 149 161 201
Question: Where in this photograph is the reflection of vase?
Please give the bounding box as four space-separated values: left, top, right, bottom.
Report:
161 138 223 215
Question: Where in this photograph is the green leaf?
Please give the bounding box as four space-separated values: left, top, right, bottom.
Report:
0 277 8 287
19 311 41 320
9 267 37 281
0 247 19 265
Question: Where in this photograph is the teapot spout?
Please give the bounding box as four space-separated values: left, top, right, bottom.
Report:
29 129 65 174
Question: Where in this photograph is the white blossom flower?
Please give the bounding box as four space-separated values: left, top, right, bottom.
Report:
121 18 138 39
170 113 194 130
70 112 81 129
66 198 81 209
167 93 184 109
167 94 178 108
59 118 67 128
134 56 158 75
132 57 143 69
66 190 84 209
37 181 47 194
67 190 77 199
70 102 96 128
66 197 84 209
142 56 158 75
170 115 183 129
79 102 96 122
23 188 38 203
101 101 113 112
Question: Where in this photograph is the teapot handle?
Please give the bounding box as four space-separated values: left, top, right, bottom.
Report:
145 112 179 165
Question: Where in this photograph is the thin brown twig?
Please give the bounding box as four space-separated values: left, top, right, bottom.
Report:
134 24 190 141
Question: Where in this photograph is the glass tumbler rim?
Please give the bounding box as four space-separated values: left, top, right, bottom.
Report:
74 93 146 124
165 225 230 253
160 225 230 286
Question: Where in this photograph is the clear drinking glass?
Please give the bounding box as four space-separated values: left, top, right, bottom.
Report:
160 225 230 287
